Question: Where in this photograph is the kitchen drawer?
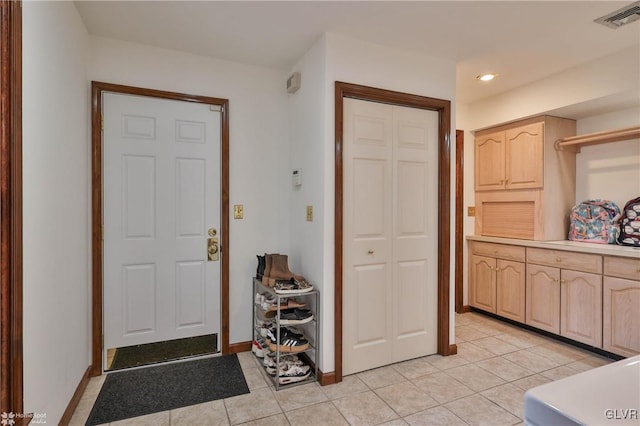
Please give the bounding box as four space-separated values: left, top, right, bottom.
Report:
527 248 602 274
470 241 526 262
604 256 640 281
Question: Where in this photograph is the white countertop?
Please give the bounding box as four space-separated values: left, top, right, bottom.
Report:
524 355 640 426
467 235 640 259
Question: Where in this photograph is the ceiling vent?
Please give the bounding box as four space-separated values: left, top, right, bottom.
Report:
594 1 640 29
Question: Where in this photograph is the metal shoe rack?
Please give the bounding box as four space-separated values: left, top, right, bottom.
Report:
252 277 320 390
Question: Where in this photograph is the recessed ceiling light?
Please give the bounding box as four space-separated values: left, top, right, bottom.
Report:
476 73 498 82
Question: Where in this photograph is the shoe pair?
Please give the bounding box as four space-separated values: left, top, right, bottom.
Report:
259 253 313 292
252 339 264 358
265 326 309 353
273 278 314 295
263 353 303 370
279 308 313 325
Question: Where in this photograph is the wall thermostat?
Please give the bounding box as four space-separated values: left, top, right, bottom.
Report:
287 72 301 94
292 169 302 187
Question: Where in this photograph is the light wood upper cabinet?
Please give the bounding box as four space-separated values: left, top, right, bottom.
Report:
603 276 640 357
474 116 576 240
475 131 506 191
505 123 544 189
496 259 526 322
560 270 602 347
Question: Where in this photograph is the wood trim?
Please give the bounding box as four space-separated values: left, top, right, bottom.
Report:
0 0 23 415
334 81 452 382
461 305 472 313
228 341 251 354
90 81 231 376
59 367 91 426
318 370 336 386
448 344 458 355
455 130 464 314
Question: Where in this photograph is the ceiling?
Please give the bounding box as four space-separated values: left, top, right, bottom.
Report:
75 1 640 104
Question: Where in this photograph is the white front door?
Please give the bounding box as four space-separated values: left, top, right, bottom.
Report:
103 92 221 367
343 98 438 375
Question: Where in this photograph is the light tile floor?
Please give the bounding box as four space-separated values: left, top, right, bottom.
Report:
70 312 613 425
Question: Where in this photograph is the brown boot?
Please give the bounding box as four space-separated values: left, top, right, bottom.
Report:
269 254 294 281
262 253 277 286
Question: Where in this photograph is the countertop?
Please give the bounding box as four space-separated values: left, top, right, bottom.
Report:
467 235 640 259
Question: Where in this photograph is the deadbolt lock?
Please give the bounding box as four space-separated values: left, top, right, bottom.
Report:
208 228 217 237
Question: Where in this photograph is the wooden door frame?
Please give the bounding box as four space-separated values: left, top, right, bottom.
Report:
1 0 23 415
334 81 454 383
90 81 230 376
455 130 469 314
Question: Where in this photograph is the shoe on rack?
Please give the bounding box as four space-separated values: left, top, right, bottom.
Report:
252 339 264 358
256 255 265 280
265 327 309 353
269 254 312 289
279 308 313 325
278 363 312 384
262 253 277 286
274 278 314 294
265 358 310 376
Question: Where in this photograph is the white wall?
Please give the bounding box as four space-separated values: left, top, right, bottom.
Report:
575 107 640 207
287 33 457 372
88 37 291 345
22 2 90 423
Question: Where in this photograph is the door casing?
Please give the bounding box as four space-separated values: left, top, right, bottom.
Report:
334 81 454 383
90 81 230 376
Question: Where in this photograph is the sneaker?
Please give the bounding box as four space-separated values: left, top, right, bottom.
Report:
278 363 312 384
274 278 314 294
279 308 313 325
265 327 309 353
252 339 264 358
263 353 303 369
265 358 310 377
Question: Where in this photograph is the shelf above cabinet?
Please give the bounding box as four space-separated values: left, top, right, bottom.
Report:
555 126 640 152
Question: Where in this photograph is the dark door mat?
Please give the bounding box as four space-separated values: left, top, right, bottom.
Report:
86 354 249 425
109 334 218 371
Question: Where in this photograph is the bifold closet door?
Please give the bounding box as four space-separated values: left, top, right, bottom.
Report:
343 98 438 375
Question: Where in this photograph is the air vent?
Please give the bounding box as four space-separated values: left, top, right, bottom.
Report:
595 1 640 29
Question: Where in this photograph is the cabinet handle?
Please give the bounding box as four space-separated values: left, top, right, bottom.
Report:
553 278 559 283
499 179 504 185
560 279 566 284
367 250 374 255
495 267 501 272
555 256 562 262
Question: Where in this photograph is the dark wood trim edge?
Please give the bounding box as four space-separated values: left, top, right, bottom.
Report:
447 344 458 356
455 130 464 314
228 341 251 354
334 81 452 383
59 367 92 426
91 81 231 376
1 0 23 415
461 305 471 313
318 370 336 386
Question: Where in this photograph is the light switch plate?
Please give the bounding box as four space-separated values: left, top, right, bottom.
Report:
306 205 313 222
234 204 244 219
468 206 476 217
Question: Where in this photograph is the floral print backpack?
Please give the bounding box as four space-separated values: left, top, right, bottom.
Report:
568 199 621 244
617 197 640 247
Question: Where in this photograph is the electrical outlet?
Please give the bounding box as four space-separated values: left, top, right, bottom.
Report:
306 205 313 222
467 206 476 217
234 204 244 219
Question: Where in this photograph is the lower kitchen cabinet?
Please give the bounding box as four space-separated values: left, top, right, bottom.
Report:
603 277 640 357
525 264 560 334
496 259 526 322
560 270 602 347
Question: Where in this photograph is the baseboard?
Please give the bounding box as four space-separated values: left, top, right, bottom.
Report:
228 341 252 354
59 366 92 426
447 343 458 356
318 370 336 386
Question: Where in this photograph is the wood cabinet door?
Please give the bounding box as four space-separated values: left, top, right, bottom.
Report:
603 277 640 357
470 254 496 313
526 264 560 333
505 122 543 190
475 131 505 191
560 270 602 347
496 260 526 323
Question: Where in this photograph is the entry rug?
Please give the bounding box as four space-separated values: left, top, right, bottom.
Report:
86 355 249 425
